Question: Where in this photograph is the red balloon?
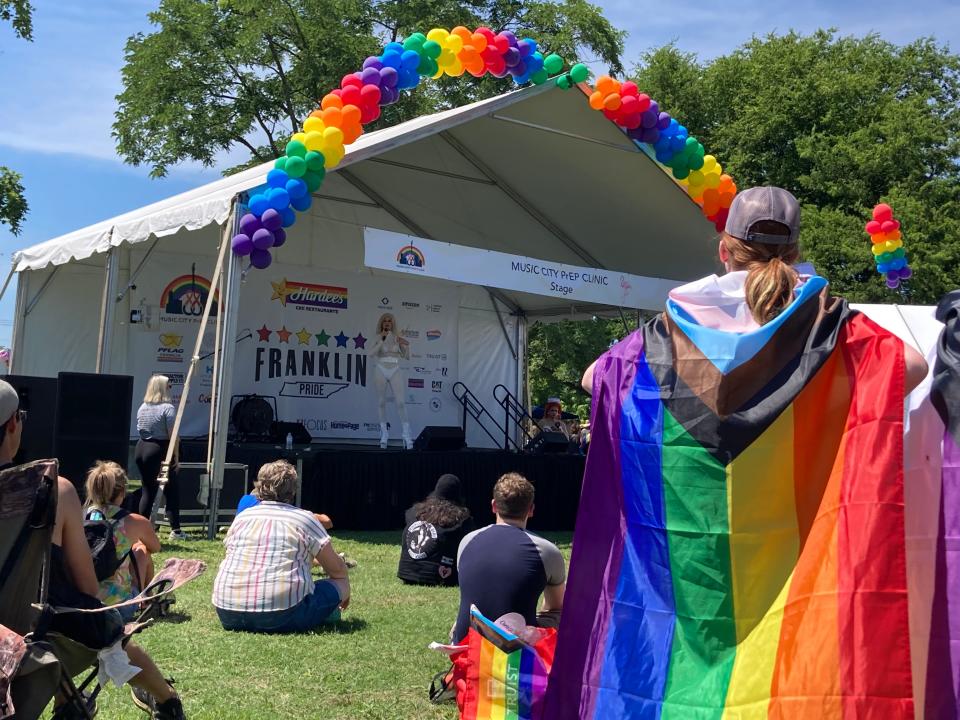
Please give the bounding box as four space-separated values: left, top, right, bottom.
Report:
620 81 639 97
622 113 642 130
341 73 363 89
359 84 381 107
865 220 882 235
880 220 897 233
486 56 506 76
637 93 651 113
872 203 893 222
481 46 501 63
341 85 362 107
360 103 380 124
475 26 496 43
620 95 639 115
493 34 510 54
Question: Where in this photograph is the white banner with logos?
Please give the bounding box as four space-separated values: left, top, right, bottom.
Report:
364 227 682 310
231 263 460 439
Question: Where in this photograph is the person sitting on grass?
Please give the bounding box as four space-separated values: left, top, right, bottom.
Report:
397 473 474 586
84 460 161 621
212 460 350 632
451 472 566 643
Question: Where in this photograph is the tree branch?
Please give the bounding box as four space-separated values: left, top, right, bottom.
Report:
265 34 301 131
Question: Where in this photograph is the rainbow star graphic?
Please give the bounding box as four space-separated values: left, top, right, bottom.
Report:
353 333 367 349
315 329 331 346
257 325 272 342
277 326 292 343
296 328 312 345
334 331 349 348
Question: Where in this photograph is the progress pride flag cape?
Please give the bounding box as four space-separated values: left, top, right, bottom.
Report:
545 278 918 719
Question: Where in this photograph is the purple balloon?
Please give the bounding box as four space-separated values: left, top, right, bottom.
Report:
238 213 261 236
261 208 282 231
517 39 533 58
272 228 287 248
899 266 913 279
641 127 661 144
250 248 272 270
252 228 275 250
501 30 518 47
362 56 383 70
657 111 672 130
503 48 521 67
648 101 659 117
379 66 398 88
361 67 382 86
626 127 644 141
231 233 253 256
886 278 900 289
886 270 900 282
641 109 658 129
509 60 527 77
380 85 399 105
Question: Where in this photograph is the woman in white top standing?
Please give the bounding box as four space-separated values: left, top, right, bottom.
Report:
134 374 184 540
368 313 413 449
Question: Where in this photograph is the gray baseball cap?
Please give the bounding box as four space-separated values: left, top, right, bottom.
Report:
0 379 18 424
725 186 800 244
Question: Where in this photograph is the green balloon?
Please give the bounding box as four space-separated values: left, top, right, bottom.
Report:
286 139 307 158
893 248 905 259
285 156 307 178
530 69 549 85
305 150 326 173
672 166 690 180
569 63 589 84
403 36 423 52
543 54 564 75
303 169 325 193
417 55 438 76
411 32 426 43
696 142 705 158
422 40 442 60
685 136 698 149
556 74 572 89
274 156 288 171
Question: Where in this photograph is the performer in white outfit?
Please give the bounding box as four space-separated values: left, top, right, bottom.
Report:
369 313 413 449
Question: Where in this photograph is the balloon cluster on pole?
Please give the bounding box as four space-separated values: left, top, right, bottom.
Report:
232 27 740 267
865 203 911 289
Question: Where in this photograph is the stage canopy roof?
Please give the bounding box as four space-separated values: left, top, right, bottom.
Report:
12 82 719 314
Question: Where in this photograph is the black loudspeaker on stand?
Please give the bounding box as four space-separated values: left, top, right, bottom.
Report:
413 426 466 451
527 430 570 454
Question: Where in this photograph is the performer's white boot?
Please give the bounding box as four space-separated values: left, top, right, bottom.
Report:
379 422 389 449
402 422 414 450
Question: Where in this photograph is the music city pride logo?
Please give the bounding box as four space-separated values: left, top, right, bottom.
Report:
156 333 184 363
395 244 425 270
271 279 348 312
160 275 218 323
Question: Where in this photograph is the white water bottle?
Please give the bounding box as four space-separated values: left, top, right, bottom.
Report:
285 432 293 450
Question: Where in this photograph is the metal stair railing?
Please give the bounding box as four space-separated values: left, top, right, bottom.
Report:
452 381 521 452
492 383 538 451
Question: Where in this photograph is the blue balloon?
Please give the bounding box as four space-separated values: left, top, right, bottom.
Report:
286 178 308 200
891 258 906 271
670 137 686 153
653 137 671 153
279 207 296 228
877 262 890 273
268 187 290 210
267 169 289 188
384 41 404 54
397 69 418 89
526 53 544 73
382 50 402 69
400 50 420 70
522 38 538 55
513 72 531 85
655 149 673 164
291 193 313 212
249 193 269 217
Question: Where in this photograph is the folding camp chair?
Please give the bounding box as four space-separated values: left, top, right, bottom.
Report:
0 460 205 720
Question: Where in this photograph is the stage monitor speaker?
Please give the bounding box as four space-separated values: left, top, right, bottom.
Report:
5 375 58 466
270 421 311 445
413 425 466 451
54 372 133 493
527 430 570 454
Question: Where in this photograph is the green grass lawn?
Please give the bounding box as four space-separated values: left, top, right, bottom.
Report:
91 529 572 720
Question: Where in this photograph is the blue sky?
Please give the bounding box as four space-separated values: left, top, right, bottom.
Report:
0 0 957 346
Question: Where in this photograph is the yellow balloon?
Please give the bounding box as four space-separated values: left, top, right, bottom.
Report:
322 126 344 148
704 172 721 189
426 28 449 43
304 131 325 151
702 155 717 173
687 170 705 187
872 244 884 256
446 35 463 54
432 66 444 79
292 132 307 146
303 116 325 134
437 48 455 67
447 58 464 76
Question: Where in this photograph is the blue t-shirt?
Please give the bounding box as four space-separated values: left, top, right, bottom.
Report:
237 494 260 514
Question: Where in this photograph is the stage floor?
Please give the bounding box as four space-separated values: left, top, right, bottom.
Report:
179 440 586 531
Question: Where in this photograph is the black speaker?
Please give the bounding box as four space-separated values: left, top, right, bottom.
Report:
53 372 133 492
270 421 311 444
527 430 570 454
5 375 58 465
413 425 466 451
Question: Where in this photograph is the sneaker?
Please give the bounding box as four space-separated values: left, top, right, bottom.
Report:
131 685 154 714
168 529 188 541
131 686 185 720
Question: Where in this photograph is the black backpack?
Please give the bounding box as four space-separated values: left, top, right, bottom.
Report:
83 507 133 582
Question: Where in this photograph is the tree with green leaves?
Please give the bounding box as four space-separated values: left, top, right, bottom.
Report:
113 0 623 177
0 0 32 235
632 31 960 304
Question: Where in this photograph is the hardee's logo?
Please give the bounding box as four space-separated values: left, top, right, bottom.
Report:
271 279 348 311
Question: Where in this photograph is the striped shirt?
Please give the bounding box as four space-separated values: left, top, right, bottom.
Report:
136 402 175 441
212 501 330 612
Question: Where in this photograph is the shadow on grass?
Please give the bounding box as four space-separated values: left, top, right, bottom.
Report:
308 617 369 635
153 610 192 625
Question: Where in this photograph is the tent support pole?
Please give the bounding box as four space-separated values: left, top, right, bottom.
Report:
9 272 27 374
24 266 59 317
490 114 640 154
489 292 517 359
95 247 119 373
439 130 603 268
515 313 527 451
0 266 15 305
208 209 244 538
116 237 159 303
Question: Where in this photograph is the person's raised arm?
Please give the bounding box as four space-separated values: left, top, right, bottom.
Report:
56 477 100 597
904 343 929 396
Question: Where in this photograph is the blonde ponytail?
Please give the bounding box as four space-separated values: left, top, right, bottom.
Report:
722 229 800 325
84 460 128 509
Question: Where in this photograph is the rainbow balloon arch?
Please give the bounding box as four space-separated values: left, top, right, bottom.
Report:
230 26 739 270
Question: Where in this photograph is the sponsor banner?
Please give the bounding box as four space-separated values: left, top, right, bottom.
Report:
364 227 683 310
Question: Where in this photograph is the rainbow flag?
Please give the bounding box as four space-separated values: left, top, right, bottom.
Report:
545 281 925 719
459 608 555 720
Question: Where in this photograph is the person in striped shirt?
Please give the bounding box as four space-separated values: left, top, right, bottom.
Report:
212 460 350 632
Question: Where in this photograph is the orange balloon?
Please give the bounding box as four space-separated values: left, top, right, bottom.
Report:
702 188 720 204
309 109 324 119
321 93 343 110
718 190 735 207
588 91 605 110
459 45 478 62
596 75 615 95
341 104 362 127
718 175 733 192
872 233 888 244
470 32 488 52
342 122 362 145
321 107 343 129
451 26 472 43
603 93 621 111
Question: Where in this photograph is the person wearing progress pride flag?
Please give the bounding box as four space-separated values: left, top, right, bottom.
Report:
544 186 929 718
